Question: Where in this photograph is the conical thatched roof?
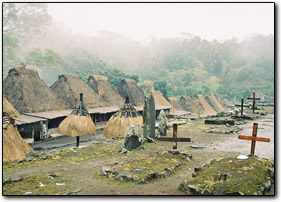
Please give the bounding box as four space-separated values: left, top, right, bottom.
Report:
3 97 21 120
168 97 184 110
3 98 32 161
58 93 96 137
192 94 216 116
87 74 124 106
205 94 225 113
3 66 69 113
154 91 172 107
179 96 193 112
3 124 33 161
104 96 143 139
51 74 108 109
117 78 144 107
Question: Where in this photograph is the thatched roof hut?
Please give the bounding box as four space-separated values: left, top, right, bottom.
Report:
87 74 124 106
58 93 96 138
3 98 32 161
104 96 143 139
205 94 225 112
117 78 144 107
179 96 193 112
192 94 217 116
167 97 184 110
3 66 68 113
154 91 172 107
51 74 108 109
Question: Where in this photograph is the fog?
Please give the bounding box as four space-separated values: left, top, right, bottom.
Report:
47 3 273 42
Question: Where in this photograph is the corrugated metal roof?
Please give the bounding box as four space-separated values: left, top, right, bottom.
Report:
15 114 47 125
24 110 72 119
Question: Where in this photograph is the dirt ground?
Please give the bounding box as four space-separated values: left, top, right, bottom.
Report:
3 108 274 195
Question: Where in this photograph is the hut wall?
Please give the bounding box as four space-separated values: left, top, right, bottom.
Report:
17 122 41 141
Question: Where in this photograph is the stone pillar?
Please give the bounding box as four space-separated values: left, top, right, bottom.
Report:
158 110 168 136
143 81 156 138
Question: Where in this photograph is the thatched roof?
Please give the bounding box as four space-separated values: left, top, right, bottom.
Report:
88 74 124 106
51 74 108 109
167 97 184 110
58 93 96 137
154 91 172 107
3 97 21 120
192 94 217 116
205 94 225 113
117 78 144 107
3 124 32 161
179 96 194 112
3 66 69 113
104 97 143 139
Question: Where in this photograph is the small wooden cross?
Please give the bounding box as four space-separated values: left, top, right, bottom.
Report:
247 92 261 113
235 99 250 116
238 123 270 156
158 124 191 149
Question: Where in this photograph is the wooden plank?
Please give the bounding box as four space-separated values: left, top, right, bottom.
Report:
158 137 191 142
205 119 235 125
238 135 270 142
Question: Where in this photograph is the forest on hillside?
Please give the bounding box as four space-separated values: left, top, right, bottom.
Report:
3 3 274 101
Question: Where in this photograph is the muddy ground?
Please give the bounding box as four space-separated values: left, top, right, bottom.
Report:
3 108 274 195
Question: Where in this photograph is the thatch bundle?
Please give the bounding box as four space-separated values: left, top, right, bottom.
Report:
3 97 21 120
104 97 143 139
3 66 68 113
51 74 108 109
154 91 172 107
58 93 96 137
192 94 217 116
3 98 32 161
88 74 124 106
117 78 144 107
205 94 225 112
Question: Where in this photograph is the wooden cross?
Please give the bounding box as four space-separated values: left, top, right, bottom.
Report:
158 124 191 149
247 92 261 113
238 123 270 156
235 99 250 116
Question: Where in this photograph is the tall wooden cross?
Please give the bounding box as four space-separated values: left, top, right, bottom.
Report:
158 124 191 149
235 99 250 116
247 92 261 113
238 123 270 156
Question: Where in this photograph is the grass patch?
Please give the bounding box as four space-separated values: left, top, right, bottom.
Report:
3 173 76 195
185 156 273 195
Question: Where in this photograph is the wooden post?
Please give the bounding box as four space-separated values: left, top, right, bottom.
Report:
247 92 261 114
241 99 244 116
173 124 177 149
76 136 80 148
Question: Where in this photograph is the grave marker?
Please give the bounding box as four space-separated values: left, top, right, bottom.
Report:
238 123 270 156
158 124 191 149
247 92 261 113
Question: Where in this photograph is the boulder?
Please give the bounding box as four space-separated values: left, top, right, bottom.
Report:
158 110 168 136
123 123 144 150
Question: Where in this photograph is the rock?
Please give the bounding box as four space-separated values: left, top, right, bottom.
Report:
25 151 42 157
187 185 202 195
194 167 201 172
132 168 145 173
55 183 65 186
16 159 24 163
145 137 154 143
63 192 71 195
237 155 248 160
25 157 32 162
185 157 192 162
73 188 82 193
191 145 204 149
138 179 146 184
42 156 48 160
202 163 209 168
143 81 156 138
164 167 173 173
24 192 32 195
123 123 144 150
158 110 168 136
115 173 133 182
120 148 128 154
137 146 144 150
3 178 11 185
180 152 192 159
11 177 22 182
168 149 180 154
192 173 197 177
98 166 112 176
146 172 159 180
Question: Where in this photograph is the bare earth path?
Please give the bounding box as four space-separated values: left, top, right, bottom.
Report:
3 114 274 195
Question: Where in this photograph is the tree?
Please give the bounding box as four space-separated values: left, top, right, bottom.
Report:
3 3 51 37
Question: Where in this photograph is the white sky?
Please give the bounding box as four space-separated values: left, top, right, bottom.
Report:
48 3 274 41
